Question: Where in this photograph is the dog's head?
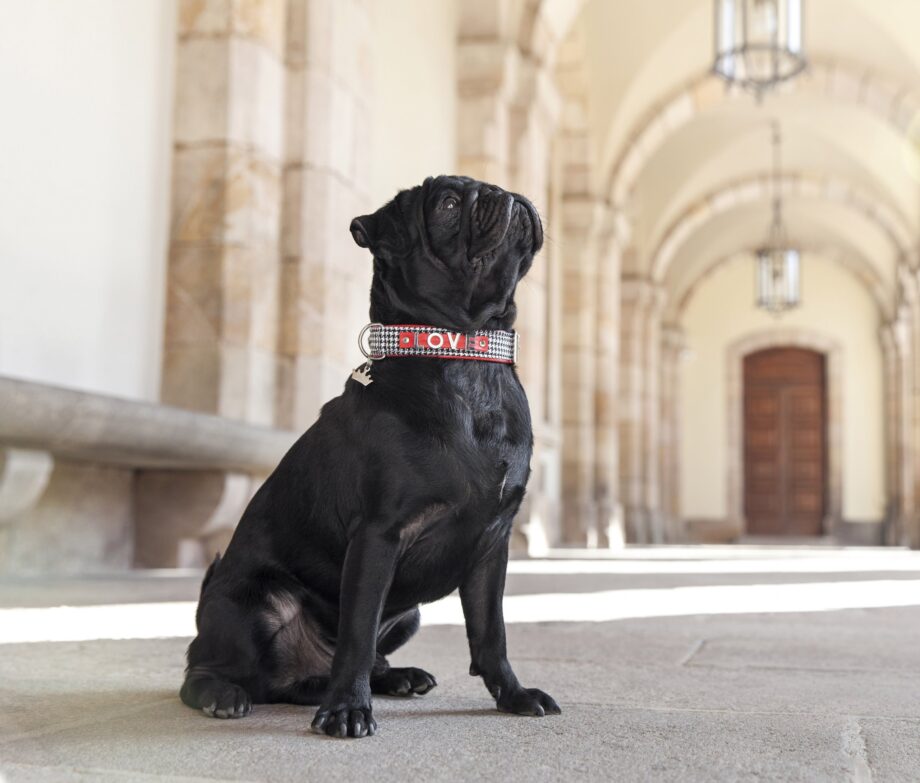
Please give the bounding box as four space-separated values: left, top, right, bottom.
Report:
350 175 543 331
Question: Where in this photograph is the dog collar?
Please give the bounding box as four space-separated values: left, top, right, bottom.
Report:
358 323 519 365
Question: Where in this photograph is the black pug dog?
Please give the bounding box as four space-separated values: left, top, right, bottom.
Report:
180 175 559 738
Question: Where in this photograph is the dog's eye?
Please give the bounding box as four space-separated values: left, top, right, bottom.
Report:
442 196 459 210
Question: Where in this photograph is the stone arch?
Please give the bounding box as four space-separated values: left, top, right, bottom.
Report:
725 329 844 538
669 244 892 323
607 58 920 206
651 173 914 283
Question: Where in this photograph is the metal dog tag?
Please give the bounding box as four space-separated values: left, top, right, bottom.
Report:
351 361 373 386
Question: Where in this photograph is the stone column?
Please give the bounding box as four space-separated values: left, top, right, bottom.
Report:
559 198 604 544
162 0 287 425
907 271 920 549
143 0 287 567
659 324 686 542
880 322 902 544
892 306 915 546
619 273 653 542
641 285 666 543
276 0 374 429
507 54 562 553
593 213 626 548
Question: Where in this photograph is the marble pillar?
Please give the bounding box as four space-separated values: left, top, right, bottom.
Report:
659 324 686 542
593 215 626 548
559 198 605 544
276 0 374 430
619 275 663 542
163 0 287 426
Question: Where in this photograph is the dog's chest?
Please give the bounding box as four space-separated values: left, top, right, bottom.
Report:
380 363 532 605
389 389 530 603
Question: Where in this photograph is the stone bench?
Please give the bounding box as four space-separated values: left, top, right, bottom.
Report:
0 376 299 575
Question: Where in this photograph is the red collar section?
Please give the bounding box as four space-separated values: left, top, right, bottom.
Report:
359 323 518 365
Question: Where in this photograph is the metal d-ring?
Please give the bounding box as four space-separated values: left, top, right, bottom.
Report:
358 322 385 360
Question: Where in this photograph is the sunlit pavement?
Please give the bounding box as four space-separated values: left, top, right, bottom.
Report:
1 546 919 781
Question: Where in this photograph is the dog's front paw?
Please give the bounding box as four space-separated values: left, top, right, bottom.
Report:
371 666 437 696
497 687 561 717
311 697 376 738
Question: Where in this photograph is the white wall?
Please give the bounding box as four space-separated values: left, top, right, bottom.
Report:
370 0 457 208
0 0 175 401
680 254 885 523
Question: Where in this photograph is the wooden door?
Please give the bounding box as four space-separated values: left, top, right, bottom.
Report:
743 348 826 537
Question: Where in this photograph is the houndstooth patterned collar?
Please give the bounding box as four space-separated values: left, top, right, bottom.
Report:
358 323 518 365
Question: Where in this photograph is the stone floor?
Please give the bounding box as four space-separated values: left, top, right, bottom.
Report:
1 546 919 782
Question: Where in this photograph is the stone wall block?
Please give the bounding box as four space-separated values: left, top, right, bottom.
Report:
162 345 222 414
248 248 281 352
171 146 231 244
327 83 357 181
219 246 257 344
180 0 286 58
179 0 231 36
241 345 279 425
175 38 280 159
277 256 306 355
227 38 285 158
164 244 225 345
296 69 334 166
280 166 304 258
235 0 286 56
221 148 283 246
171 146 281 248
216 343 267 423
174 38 232 143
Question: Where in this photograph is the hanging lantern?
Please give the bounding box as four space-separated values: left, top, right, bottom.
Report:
755 122 800 314
713 0 806 94
756 247 800 314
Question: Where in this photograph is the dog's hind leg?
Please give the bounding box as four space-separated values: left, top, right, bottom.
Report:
181 669 253 718
181 589 261 719
371 607 437 696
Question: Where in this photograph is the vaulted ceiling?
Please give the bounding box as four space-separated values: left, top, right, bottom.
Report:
563 0 920 321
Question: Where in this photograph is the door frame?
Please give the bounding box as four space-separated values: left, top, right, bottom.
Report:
726 329 842 537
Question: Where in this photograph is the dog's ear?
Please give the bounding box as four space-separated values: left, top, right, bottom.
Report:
349 213 376 249
349 192 415 260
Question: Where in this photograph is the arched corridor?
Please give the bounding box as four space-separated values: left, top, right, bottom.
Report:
5 2 920 779
3 0 920 577
543 0 920 550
